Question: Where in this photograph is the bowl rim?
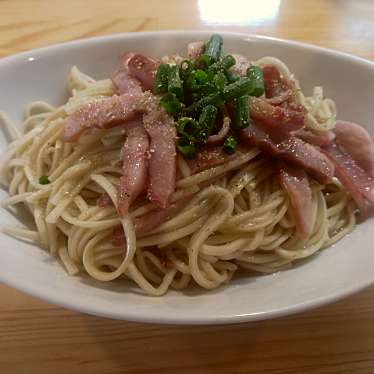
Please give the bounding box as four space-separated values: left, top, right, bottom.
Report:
1 30 374 325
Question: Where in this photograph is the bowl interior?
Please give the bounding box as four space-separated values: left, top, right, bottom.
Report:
0 31 373 324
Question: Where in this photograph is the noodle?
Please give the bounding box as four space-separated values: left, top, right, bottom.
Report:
0 60 355 296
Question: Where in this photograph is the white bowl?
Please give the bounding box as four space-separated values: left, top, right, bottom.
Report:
1 31 374 324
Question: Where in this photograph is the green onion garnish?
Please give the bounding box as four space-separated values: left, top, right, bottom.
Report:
221 54 236 71
39 175 50 185
160 92 182 116
203 34 223 64
177 138 196 159
223 135 237 154
176 117 199 140
198 105 218 140
246 66 264 97
213 71 227 92
186 69 209 91
226 74 240 84
168 65 183 98
233 95 250 129
223 77 253 101
153 34 263 160
180 60 193 79
194 54 211 69
154 63 170 94
186 93 222 116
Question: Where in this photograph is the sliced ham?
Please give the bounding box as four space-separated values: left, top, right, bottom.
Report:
266 90 293 106
112 69 143 96
62 93 142 142
277 161 313 239
117 118 149 216
240 123 335 184
127 54 159 91
322 143 374 212
143 109 177 208
112 53 159 94
249 98 305 137
97 192 113 208
135 198 189 236
187 144 227 174
112 198 190 245
333 120 374 178
229 54 251 77
294 128 336 147
112 225 126 247
263 65 294 105
63 90 178 210
263 65 284 98
187 41 205 59
112 52 143 96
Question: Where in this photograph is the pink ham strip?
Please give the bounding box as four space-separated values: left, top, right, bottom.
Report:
112 198 190 245
186 144 252 176
187 41 205 59
62 93 142 142
63 92 178 210
112 226 126 246
112 53 159 94
294 128 336 147
263 65 295 106
127 54 159 91
240 123 335 184
230 54 251 77
249 98 305 136
187 145 227 174
135 198 189 236
263 65 290 99
322 143 374 213
112 52 143 96
266 89 293 106
143 109 177 209
277 161 313 239
97 192 113 208
117 118 150 216
333 120 374 178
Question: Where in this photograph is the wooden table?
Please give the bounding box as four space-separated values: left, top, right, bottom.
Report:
1 1 374 373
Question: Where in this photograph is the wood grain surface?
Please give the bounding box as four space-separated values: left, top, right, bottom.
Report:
1 0 374 373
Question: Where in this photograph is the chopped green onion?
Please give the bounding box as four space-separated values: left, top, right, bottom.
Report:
186 69 209 91
186 93 222 115
213 71 227 92
203 34 223 63
226 74 240 84
180 60 193 79
160 93 181 116
205 64 218 80
223 77 253 101
246 66 264 97
168 65 183 98
221 54 236 71
39 175 50 185
176 117 199 139
195 69 208 85
233 95 250 129
223 135 237 154
177 138 196 159
198 105 218 140
154 64 170 94
194 54 211 69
